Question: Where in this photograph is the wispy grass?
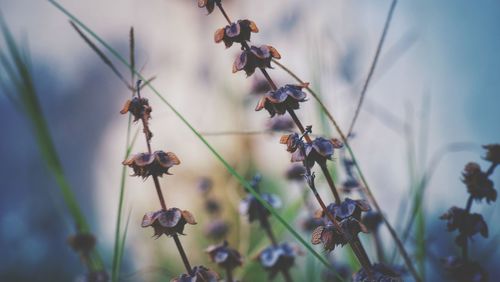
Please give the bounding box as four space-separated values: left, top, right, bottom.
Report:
0 15 103 271
47 0 344 278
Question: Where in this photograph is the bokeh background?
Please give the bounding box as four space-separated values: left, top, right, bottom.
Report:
1 0 499 281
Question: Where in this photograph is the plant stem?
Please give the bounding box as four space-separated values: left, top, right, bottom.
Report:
281 269 293 282
486 163 498 176
225 267 233 282
373 229 385 263
173 234 193 275
319 162 341 204
462 196 474 261
152 175 167 210
350 237 374 277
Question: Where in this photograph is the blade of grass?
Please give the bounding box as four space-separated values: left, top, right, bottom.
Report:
0 15 103 270
47 1 344 279
347 0 397 137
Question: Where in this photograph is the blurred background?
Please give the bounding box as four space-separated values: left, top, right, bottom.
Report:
1 0 499 281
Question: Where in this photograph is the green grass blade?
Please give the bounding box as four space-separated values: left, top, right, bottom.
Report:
46 1 344 278
0 16 103 270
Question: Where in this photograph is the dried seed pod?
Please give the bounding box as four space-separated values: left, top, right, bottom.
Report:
256 83 308 117
206 241 243 270
142 208 196 238
171 265 219 282
239 193 282 223
441 256 487 282
67 233 96 254
352 263 403 282
122 150 180 179
257 243 296 279
482 144 500 165
311 218 368 252
440 207 488 247
316 198 370 222
285 136 343 169
462 162 497 203
120 97 152 122
214 19 259 48
233 45 281 76
197 0 221 14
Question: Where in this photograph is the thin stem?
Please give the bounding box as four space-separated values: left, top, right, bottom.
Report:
319 162 341 204
287 108 312 143
486 163 498 176
216 2 232 24
350 237 374 277
281 269 293 282
462 196 474 261
347 0 397 137
173 234 193 275
373 229 385 263
225 267 234 282
260 215 278 246
152 176 167 210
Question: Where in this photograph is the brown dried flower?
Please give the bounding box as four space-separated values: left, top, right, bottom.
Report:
256 83 308 117
233 45 281 76
462 162 496 203
142 208 197 238
120 97 152 122
206 241 243 270
352 263 403 282
281 135 343 168
197 0 221 15
440 206 488 247
123 150 180 179
311 218 368 252
257 243 296 279
171 265 219 282
214 19 259 48
482 144 500 165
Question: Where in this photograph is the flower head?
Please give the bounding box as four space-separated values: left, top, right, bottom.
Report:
239 193 282 223
482 144 500 165
120 97 152 122
317 198 370 222
281 135 343 168
462 162 496 203
257 243 296 279
171 265 219 282
311 218 368 252
440 206 488 247
214 19 259 48
256 83 308 116
197 0 221 15
352 263 403 282
206 241 243 270
442 256 487 282
142 208 196 238
123 150 180 179
233 45 281 76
